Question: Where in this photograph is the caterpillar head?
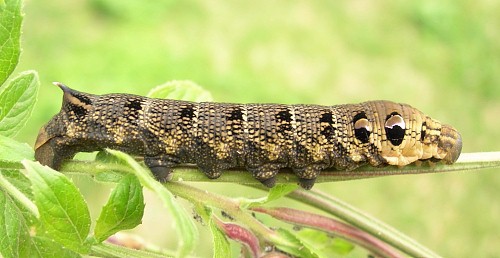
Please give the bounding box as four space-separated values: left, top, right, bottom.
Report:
349 101 462 167
419 120 462 165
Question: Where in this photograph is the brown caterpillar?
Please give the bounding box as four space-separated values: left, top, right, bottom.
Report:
34 83 462 189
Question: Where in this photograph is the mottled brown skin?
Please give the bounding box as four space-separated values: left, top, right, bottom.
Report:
35 83 462 189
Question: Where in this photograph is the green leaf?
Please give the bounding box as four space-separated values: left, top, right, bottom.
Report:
275 228 318 258
209 218 231 258
266 184 299 202
0 170 38 220
0 135 34 163
93 151 126 182
0 190 31 258
147 80 213 102
94 174 145 242
249 184 298 206
95 150 129 165
31 236 81 258
0 71 40 137
0 0 22 86
295 228 354 257
22 160 91 253
106 149 198 257
94 171 125 183
0 169 40 258
194 205 231 258
243 184 298 208
0 169 32 199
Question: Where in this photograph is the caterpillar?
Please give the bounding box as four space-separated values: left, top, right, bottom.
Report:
34 83 462 189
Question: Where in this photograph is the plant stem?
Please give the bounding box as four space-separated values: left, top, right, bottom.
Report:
287 189 441 258
165 182 298 249
252 206 403 258
60 160 134 177
91 242 170 258
212 216 261 257
51 151 500 185
4 152 497 185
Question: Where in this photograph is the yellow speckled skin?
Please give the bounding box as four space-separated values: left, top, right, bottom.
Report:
35 83 462 189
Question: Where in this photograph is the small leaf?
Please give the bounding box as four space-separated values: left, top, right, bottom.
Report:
92 151 128 182
0 0 22 86
209 218 231 258
0 190 31 258
94 174 145 242
295 228 354 257
275 228 318 258
0 135 34 163
147 80 213 102
193 203 231 258
331 238 356 255
245 184 298 208
0 71 40 137
94 171 125 183
106 149 198 257
95 150 125 165
22 160 91 253
266 184 299 202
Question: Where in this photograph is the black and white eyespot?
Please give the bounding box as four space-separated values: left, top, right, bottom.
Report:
420 122 427 141
353 112 371 143
384 112 405 146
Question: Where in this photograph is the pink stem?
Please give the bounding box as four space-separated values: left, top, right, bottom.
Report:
251 207 403 258
213 216 261 258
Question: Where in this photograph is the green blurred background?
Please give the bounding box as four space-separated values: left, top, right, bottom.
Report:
15 0 499 257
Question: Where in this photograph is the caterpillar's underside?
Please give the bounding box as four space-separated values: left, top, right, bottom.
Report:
34 83 462 189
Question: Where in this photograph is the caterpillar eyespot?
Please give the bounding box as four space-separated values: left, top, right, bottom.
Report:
384 113 405 146
34 83 462 189
353 114 371 144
